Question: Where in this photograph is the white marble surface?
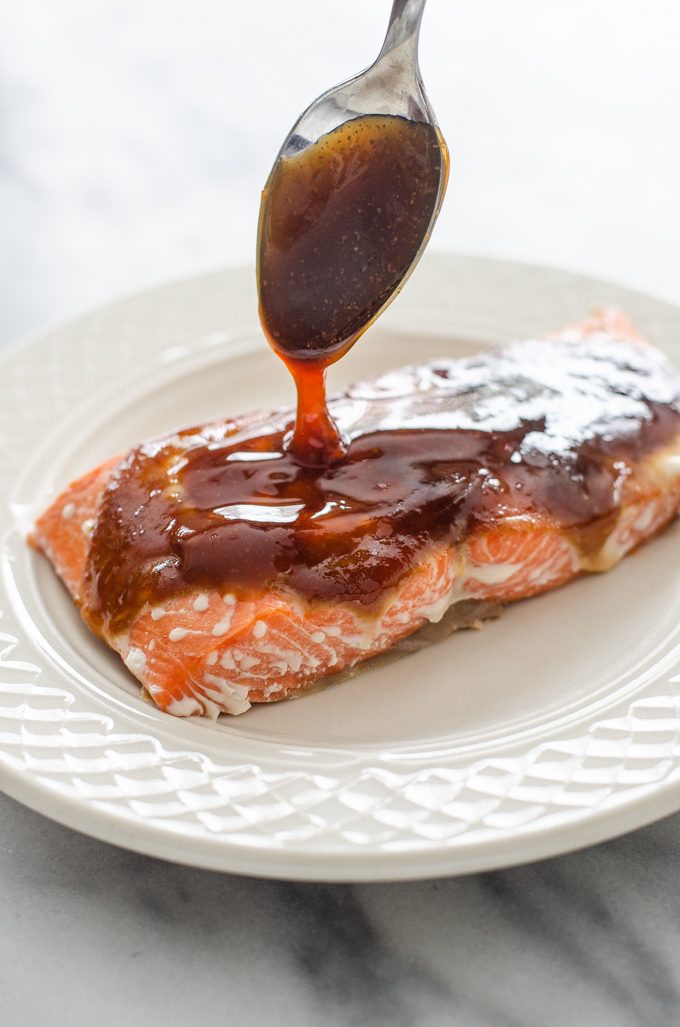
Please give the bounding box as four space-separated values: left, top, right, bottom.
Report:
3 790 680 1026
2 1 680 1024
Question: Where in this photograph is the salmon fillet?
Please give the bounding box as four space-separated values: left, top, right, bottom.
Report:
32 310 680 718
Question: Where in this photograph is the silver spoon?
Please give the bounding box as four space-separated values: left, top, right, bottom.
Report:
257 0 448 464
279 0 442 160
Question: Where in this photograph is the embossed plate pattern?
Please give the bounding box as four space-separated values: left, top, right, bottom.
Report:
3 254 680 881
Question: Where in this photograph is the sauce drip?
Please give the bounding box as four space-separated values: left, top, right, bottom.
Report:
84 337 680 637
257 113 445 466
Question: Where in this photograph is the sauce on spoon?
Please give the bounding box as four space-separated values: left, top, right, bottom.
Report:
257 113 446 466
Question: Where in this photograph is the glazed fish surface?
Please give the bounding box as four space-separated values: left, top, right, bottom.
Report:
32 311 680 718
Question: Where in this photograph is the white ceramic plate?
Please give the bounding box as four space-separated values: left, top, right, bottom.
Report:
3 254 680 882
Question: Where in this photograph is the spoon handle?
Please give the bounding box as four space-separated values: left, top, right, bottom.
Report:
379 0 428 62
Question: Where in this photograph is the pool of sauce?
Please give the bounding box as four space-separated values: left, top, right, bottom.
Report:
84 336 680 637
257 113 446 466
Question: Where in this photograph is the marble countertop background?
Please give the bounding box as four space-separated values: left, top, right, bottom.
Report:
1 1 680 1024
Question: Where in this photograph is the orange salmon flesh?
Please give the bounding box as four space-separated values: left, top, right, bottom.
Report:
32 311 680 718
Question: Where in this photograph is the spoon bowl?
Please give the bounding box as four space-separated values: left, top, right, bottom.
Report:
257 0 448 366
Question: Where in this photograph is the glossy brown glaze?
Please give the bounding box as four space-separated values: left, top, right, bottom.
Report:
84 335 680 637
257 113 445 465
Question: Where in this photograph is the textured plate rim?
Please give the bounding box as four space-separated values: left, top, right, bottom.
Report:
2 254 680 881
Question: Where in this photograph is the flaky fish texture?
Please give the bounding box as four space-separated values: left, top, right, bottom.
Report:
32 311 680 718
